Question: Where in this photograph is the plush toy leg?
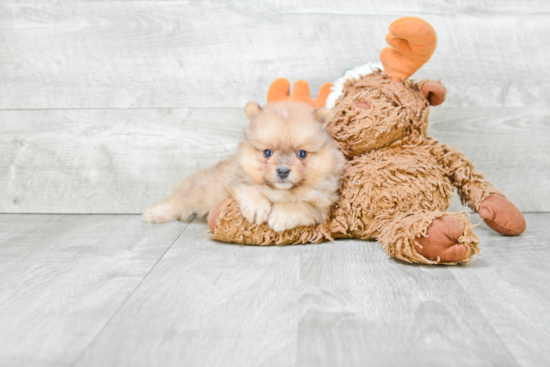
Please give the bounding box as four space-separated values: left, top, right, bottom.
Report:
429 142 500 210
377 211 480 265
428 141 527 235
479 194 526 236
208 199 335 245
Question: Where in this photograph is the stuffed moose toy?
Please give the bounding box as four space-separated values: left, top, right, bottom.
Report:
207 16 526 265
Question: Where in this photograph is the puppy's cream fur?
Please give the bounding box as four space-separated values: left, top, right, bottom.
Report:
143 101 346 232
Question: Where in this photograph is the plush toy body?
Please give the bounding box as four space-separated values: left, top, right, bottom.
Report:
209 17 526 265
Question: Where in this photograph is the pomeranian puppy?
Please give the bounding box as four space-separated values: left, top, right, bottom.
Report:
143 101 346 232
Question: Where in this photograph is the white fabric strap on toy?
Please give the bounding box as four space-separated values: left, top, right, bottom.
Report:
325 62 384 109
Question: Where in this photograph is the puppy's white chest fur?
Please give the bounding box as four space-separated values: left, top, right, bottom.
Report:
260 186 300 203
260 185 332 207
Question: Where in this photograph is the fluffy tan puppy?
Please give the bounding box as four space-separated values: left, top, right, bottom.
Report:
143 101 346 232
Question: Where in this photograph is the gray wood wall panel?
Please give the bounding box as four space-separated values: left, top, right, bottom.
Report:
0 1 549 109
1 1 549 213
2 107 548 213
0 108 247 213
429 107 550 213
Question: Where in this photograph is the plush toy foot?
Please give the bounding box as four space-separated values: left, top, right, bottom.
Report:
378 211 479 265
414 215 468 262
479 194 526 236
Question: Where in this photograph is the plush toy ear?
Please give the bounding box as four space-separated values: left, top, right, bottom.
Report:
314 108 334 129
245 102 261 121
418 80 447 106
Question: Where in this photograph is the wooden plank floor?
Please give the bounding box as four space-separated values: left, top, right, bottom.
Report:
1 214 548 367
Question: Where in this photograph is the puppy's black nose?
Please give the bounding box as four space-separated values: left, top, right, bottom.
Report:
277 167 290 179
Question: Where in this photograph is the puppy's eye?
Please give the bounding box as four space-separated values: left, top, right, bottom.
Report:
263 149 273 158
297 150 307 159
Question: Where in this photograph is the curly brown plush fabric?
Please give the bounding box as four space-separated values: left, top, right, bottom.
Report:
327 72 429 158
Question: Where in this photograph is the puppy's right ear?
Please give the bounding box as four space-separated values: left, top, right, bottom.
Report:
314 108 334 129
245 102 261 122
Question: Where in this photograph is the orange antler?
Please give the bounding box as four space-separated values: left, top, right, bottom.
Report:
267 78 333 108
380 17 437 81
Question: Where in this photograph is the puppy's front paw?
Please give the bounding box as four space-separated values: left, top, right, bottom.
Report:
143 203 180 223
240 199 272 225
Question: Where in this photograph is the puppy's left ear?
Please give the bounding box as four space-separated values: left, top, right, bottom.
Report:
245 102 262 122
314 108 334 129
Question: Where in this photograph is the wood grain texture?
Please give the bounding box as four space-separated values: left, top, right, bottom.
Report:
0 1 549 109
296 213 550 366
22 213 542 367
2 0 548 213
448 214 550 367
73 219 302 367
1 214 549 366
0 214 188 367
1 107 548 213
0 108 248 213
297 232 516 367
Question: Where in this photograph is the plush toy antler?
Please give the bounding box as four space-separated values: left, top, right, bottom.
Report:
380 16 437 81
267 78 333 108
